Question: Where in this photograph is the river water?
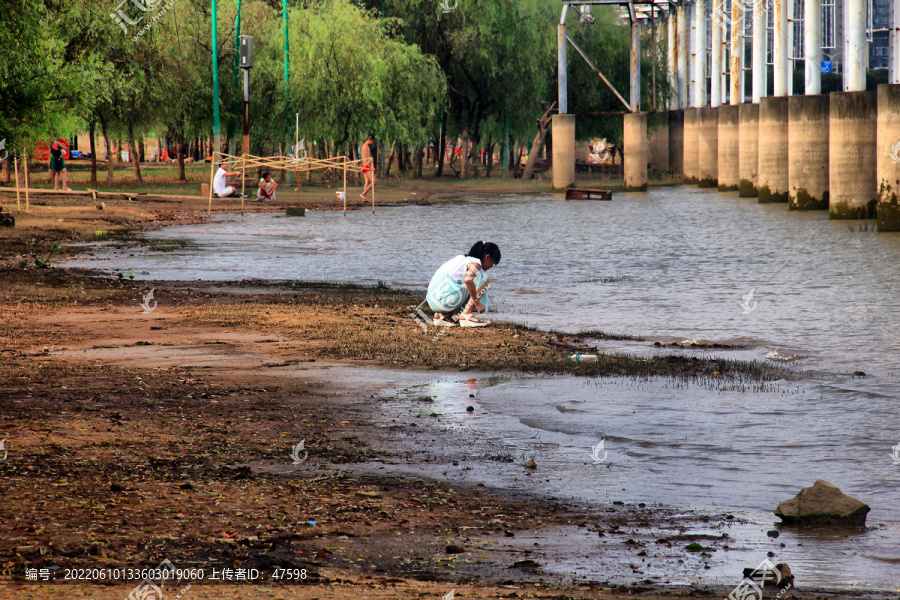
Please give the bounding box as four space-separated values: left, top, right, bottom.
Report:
66 188 900 590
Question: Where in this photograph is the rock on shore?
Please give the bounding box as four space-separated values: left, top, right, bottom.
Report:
775 480 870 526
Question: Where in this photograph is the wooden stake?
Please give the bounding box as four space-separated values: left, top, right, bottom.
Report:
22 150 29 212
14 156 20 210
343 157 347 216
208 151 217 216
240 154 246 216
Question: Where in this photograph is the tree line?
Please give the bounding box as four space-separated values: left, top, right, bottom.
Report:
0 0 668 183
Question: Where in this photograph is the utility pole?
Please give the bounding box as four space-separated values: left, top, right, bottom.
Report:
239 35 254 156
229 0 242 157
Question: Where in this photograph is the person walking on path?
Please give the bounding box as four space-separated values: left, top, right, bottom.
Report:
360 134 376 202
49 139 71 191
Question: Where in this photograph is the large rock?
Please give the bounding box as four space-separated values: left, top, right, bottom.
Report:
775 480 870 526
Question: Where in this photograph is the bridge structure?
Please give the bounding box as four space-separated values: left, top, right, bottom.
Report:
553 0 900 230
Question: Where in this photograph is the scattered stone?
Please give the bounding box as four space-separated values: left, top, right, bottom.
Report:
466 406 474 412
853 371 866 377
775 480 870 525
524 459 537 469
110 483 123 493
767 530 780 538
180 483 193 490
743 562 793 587
0 209 15 227
445 544 465 554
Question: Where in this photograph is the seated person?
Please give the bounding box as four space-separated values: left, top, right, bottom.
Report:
258 172 277 201
213 161 241 197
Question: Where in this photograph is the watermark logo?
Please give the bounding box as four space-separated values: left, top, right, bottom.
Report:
126 559 191 600
140 289 157 314
890 441 900 465
443 590 456 600
290 440 308 465
0 439 7 463
888 141 900 164
110 0 178 41
740 288 757 314
589 438 608 464
289 139 306 160
0 139 8 162
438 0 457 13
727 558 790 600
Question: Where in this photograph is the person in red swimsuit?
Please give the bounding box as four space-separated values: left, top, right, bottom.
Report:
360 134 375 202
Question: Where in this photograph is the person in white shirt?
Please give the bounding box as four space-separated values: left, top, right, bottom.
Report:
213 161 240 197
425 241 501 327
257 172 278 201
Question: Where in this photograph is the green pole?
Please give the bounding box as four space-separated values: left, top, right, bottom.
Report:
283 0 291 182
502 98 509 177
283 0 290 137
229 0 242 156
212 0 221 151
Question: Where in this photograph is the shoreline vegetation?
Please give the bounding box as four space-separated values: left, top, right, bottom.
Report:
0 181 878 599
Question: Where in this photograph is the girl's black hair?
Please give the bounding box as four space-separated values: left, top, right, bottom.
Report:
467 241 501 264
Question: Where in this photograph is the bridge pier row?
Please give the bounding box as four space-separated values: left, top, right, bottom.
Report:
758 97 790 203
683 108 700 184
738 104 760 197
648 113 669 172
717 105 740 191
829 91 877 219
551 114 576 190
624 112 648 191
787 95 830 210
876 84 900 230
668 110 684 175
698 107 719 188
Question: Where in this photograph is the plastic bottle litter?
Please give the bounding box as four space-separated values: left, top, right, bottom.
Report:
568 354 599 362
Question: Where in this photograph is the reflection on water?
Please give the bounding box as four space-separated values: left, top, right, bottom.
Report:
66 188 900 588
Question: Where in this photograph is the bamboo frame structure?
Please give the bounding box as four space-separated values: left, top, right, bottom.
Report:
14 156 20 210
206 151 366 216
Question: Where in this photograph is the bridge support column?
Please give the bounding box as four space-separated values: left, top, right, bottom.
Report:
648 112 669 171
668 109 684 175
829 91 877 219
877 84 900 230
683 108 700 183
698 107 719 187
788 95 829 210
717 105 739 191
551 114 575 189
758 96 790 202
624 112 648 191
739 104 760 196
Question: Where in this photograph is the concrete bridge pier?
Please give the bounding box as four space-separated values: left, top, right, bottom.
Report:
648 113 669 172
624 112 648 191
876 84 900 230
551 114 576 189
738 104 760 197
829 91 877 219
758 97 790 203
787 95 830 210
698 107 719 188
668 110 684 175
717 105 740 191
683 108 700 184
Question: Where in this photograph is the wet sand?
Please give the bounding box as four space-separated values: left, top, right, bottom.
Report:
0 199 888 598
